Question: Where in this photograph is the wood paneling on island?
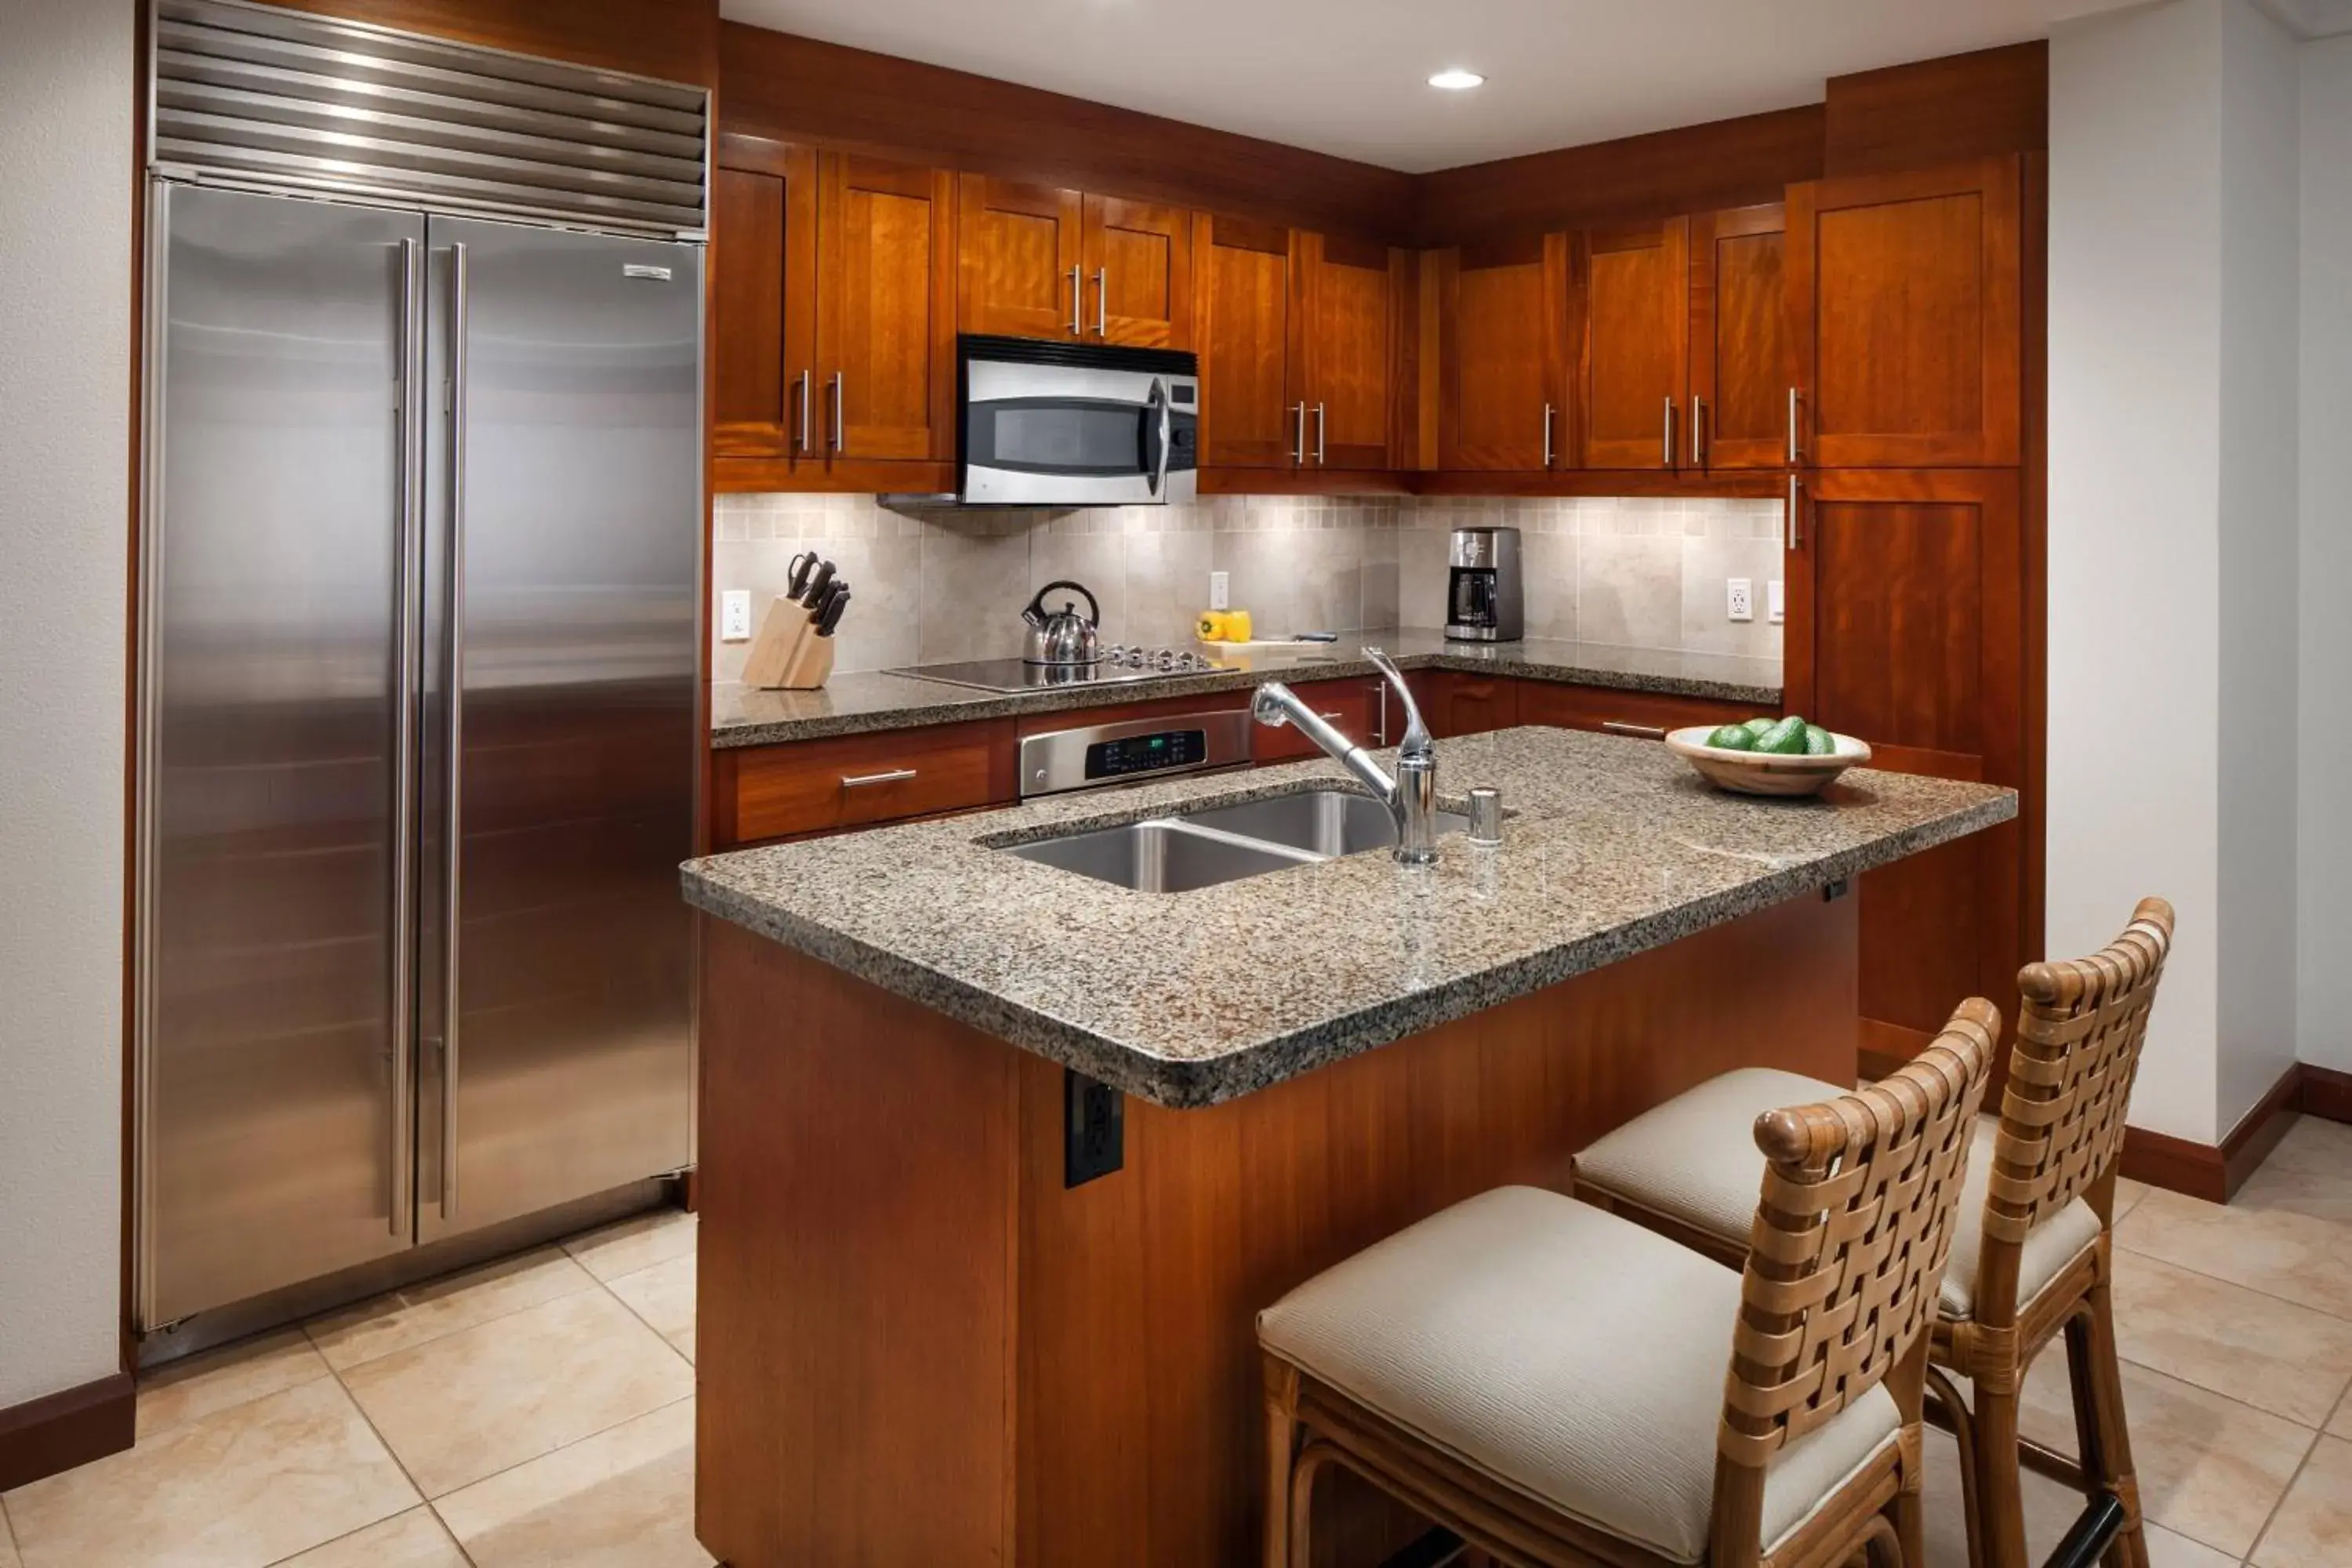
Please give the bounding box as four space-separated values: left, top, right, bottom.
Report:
695 889 1860 1567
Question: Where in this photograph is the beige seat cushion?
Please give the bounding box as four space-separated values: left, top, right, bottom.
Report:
1573 1073 2104 1321
1258 1186 1899 1566
1574 1067 1846 1246
1936 1120 2103 1319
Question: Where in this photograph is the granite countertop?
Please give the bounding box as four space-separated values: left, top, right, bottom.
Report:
682 727 2015 1109
710 629 1783 749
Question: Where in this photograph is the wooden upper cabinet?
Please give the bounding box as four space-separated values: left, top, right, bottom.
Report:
1578 219 1688 470
1688 203 1789 471
1786 156 2022 467
957 176 1083 340
1439 235 1569 471
713 136 817 462
1296 232 1406 471
1194 214 1298 469
815 152 956 463
1084 195 1192 347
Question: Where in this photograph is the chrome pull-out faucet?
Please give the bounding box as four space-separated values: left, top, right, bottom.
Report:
1251 648 1440 865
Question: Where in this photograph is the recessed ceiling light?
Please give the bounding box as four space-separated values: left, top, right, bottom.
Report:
1428 68 1486 91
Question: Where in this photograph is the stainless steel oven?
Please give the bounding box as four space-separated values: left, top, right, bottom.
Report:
960 335 1199 506
1017 711 1253 798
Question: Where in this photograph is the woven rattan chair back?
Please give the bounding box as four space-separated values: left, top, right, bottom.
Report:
1974 898 2175 1326
1717 997 1998 1483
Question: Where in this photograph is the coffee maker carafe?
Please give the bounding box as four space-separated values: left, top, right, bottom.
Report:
1444 526 1523 641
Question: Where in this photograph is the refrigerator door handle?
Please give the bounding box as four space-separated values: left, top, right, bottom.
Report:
391 234 424 1237
441 239 470 1222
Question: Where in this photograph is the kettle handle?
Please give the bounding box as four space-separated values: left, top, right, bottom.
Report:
1025 579 1100 626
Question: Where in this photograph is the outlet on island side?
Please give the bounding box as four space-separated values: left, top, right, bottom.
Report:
1726 578 1754 623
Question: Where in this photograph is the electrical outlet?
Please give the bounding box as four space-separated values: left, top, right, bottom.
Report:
720 590 752 641
1768 579 1785 625
1209 571 1230 611
1726 578 1754 623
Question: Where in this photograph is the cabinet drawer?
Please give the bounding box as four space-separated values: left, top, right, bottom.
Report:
1254 677 1382 763
1515 682 1763 739
720 721 1014 846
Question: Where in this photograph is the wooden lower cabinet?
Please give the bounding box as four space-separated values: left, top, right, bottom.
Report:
1514 681 1761 739
711 720 1016 847
1784 467 2025 1078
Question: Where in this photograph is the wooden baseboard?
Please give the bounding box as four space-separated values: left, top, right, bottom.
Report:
2299 1062 2352 1124
0 1370 134 1492
2119 1061 2350 1204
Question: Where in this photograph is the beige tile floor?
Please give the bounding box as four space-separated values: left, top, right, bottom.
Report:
7 1121 2352 1566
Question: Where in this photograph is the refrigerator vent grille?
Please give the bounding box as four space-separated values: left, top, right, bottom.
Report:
150 0 708 236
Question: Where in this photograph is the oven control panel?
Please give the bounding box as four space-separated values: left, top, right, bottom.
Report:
1017 710 1254 798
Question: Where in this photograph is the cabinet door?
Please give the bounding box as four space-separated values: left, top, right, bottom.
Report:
1784 469 2024 1076
1432 674 1520 738
1787 157 2021 467
1083 195 1192 348
1688 203 1788 471
1298 232 1405 471
815 153 956 462
1440 236 1567 471
713 136 816 461
1194 215 1299 469
957 176 1083 341
1579 219 1687 470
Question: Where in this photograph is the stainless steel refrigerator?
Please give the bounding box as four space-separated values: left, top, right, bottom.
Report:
135 179 703 1333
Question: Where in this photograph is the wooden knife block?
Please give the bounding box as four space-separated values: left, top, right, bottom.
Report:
743 596 836 691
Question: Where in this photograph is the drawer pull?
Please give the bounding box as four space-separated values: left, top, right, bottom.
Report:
840 768 919 789
1600 721 1668 740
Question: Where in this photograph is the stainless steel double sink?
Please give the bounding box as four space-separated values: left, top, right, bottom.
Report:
1001 788 1469 893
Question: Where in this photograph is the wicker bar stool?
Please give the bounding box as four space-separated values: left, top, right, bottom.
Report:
1570 898 2176 1568
1258 999 1996 1568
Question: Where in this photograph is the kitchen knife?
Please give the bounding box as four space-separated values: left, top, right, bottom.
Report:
815 585 851 637
786 551 817 601
800 558 837 608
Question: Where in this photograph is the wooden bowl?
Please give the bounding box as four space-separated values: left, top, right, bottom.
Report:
1664 727 1872 797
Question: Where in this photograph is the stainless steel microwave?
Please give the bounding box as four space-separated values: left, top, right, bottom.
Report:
959 335 1199 506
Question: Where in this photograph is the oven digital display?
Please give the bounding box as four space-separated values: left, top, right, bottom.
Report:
1084 729 1207 779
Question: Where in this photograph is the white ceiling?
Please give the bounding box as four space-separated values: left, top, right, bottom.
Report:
721 0 2151 173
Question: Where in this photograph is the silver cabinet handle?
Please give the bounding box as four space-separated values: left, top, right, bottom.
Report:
1541 402 1555 468
1663 396 1675 468
1094 268 1107 337
391 233 423 1237
1787 387 1803 464
1315 402 1327 465
794 368 811 456
841 768 918 789
1691 395 1708 469
1069 266 1083 335
441 238 470 1222
1601 720 1668 740
829 371 844 455
1293 401 1307 466
1372 681 1389 746
1787 472 1804 550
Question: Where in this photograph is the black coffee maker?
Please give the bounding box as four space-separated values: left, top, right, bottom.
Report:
1444 526 1523 641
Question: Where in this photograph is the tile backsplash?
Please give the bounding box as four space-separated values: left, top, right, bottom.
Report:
710 493 1783 682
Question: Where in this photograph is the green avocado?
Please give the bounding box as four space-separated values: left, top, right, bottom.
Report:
1707 724 1758 751
1804 724 1837 757
1741 716 1777 737
1755 716 1811 756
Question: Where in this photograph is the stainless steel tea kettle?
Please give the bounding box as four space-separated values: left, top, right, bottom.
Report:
1022 579 1102 666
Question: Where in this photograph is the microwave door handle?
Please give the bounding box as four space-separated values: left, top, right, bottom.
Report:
1142 380 1171 497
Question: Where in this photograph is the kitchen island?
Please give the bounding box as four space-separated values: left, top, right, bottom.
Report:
681 726 2015 1568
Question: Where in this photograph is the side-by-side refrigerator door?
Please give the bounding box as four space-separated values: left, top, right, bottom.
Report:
416 215 702 1243
139 183 426 1327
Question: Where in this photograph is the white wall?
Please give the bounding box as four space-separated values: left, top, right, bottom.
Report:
0 0 134 1408
2215 0 2303 1128
2299 35 2352 1074
2049 0 2228 1142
